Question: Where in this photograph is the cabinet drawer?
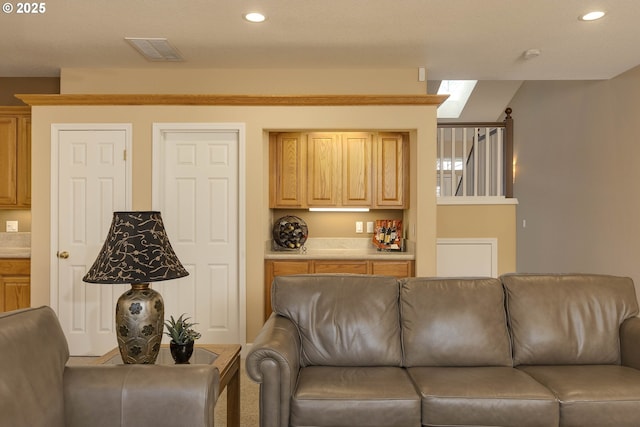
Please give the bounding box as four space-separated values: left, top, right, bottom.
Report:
0 259 30 275
313 260 368 274
371 260 414 278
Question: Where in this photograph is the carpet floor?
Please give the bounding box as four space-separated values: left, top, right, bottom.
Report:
68 356 260 427
214 360 260 427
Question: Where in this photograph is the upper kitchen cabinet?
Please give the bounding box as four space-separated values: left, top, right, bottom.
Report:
341 132 373 206
307 133 341 206
375 132 408 208
270 133 306 208
0 108 31 209
269 131 406 209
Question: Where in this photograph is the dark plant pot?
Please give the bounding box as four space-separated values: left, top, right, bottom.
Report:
170 340 194 364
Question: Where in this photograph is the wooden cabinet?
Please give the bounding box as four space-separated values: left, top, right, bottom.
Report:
342 133 373 206
17 117 31 206
269 131 407 209
375 133 408 208
0 258 30 313
264 259 414 320
313 260 369 274
371 260 414 277
0 107 31 209
307 133 341 206
269 133 306 208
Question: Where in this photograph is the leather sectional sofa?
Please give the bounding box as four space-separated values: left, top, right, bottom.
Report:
246 273 640 427
0 306 219 427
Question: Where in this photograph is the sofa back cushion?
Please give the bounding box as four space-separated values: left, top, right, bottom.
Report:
400 277 512 367
502 274 639 366
272 274 402 367
0 306 69 427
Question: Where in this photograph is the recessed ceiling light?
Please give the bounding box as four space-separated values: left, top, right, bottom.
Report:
244 12 266 23
579 11 606 21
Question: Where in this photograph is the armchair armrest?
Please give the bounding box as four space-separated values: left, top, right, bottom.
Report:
246 314 301 427
621 316 640 369
64 364 219 427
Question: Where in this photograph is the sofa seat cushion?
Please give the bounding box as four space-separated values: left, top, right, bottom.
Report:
400 277 512 367
408 366 559 427
519 365 640 427
291 366 421 427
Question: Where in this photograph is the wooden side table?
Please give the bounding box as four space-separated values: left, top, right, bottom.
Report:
94 343 242 427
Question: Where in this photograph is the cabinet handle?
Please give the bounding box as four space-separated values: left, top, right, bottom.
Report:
58 251 70 259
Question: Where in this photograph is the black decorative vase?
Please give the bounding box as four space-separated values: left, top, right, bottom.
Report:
170 340 194 364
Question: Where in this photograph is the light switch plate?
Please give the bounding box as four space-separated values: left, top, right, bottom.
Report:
6 220 18 232
366 221 374 233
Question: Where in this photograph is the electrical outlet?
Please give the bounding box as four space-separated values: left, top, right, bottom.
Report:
366 221 374 233
355 221 363 233
6 220 18 232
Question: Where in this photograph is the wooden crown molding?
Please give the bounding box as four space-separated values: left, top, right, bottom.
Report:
0 106 31 115
15 93 448 107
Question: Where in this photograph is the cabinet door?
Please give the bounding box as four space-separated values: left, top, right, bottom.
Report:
376 133 408 208
17 117 31 207
0 117 18 205
342 133 373 206
313 260 368 274
0 276 30 312
307 133 340 206
270 133 306 208
264 260 310 321
371 260 415 278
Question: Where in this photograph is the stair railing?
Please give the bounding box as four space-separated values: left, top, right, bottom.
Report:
437 108 513 199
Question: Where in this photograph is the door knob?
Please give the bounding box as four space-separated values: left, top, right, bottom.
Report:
58 251 70 259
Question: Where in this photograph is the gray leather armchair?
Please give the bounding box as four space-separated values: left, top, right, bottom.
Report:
0 306 219 427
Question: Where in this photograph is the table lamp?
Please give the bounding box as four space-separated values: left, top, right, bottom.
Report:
83 211 189 364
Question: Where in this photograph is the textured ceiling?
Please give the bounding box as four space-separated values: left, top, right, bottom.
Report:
1 0 639 80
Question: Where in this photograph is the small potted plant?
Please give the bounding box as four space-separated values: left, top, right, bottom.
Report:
164 314 202 363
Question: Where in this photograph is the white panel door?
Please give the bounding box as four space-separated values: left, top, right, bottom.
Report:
52 125 131 355
153 124 245 346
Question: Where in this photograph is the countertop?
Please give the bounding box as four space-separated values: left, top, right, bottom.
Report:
0 232 31 259
265 238 415 260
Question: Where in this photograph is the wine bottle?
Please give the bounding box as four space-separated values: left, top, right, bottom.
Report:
378 222 386 242
384 221 392 244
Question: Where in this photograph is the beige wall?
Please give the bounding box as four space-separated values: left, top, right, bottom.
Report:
510 65 640 295
436 204 517 275
30 99 438 343
61 68 427 95
0 210 31 232
28 67 517 346
272 210 403 239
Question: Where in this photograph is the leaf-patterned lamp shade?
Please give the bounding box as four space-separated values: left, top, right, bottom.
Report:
83 211 189 284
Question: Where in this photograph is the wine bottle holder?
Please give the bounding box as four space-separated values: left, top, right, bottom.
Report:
272 216 308 251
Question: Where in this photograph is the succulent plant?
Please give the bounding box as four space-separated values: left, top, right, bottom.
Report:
163 314 202 345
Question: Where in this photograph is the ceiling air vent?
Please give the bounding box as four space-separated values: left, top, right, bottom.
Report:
125 37 183 62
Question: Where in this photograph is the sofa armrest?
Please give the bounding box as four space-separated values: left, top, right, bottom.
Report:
64 364 219 427
621 316 640 369
246 313 301 427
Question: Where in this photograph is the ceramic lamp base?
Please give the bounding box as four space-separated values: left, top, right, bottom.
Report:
115 283 164 364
